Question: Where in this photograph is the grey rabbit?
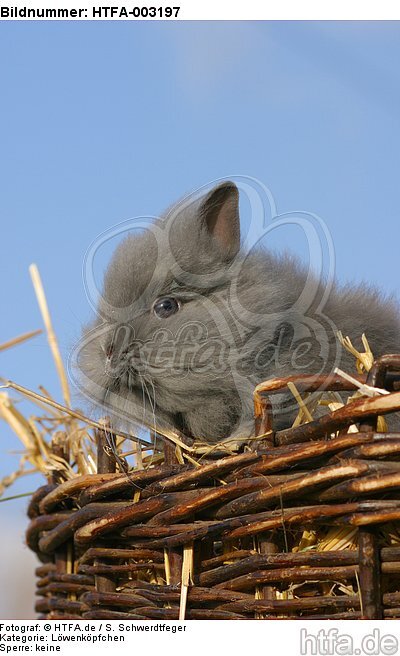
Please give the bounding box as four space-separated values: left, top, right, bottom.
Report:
77 181 400 444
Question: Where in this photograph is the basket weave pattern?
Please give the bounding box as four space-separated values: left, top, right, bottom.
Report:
27 355 400 619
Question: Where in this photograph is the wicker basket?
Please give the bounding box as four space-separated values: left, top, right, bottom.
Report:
27 355 400 620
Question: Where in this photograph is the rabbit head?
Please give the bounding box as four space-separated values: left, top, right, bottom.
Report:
77 182 252 443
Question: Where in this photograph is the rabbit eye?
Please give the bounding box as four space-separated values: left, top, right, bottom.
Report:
152 296 180 319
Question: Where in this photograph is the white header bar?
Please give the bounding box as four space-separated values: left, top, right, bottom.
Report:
1 0 400 20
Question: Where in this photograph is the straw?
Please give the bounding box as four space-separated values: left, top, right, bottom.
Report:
29 264 72 408
0 329 42 353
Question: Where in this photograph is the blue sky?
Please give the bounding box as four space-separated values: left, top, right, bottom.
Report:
0 21 399 550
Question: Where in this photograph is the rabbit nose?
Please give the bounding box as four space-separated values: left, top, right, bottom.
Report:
105 325 134 364
105 349 121 377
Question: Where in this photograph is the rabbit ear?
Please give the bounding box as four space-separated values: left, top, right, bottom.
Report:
199 182 240 259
